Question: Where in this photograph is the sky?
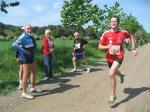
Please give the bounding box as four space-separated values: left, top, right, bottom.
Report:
0 0 150 32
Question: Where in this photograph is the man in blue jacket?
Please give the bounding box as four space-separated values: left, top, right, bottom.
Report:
13 24 40 99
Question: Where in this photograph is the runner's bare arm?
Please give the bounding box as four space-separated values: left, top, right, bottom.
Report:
82 44 86 49
131 35 136 50
130 35 138 56
98 43 110 50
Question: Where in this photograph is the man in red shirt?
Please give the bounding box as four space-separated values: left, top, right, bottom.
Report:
98 16 137 103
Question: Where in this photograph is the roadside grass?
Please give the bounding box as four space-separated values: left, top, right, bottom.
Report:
0 41 13 51
0 39 104 95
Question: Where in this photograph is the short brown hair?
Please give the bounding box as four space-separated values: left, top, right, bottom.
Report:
110 16 120 23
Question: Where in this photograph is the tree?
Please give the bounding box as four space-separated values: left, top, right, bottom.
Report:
103 2 125 30
87 7 105 33
89 1 126 33
0 22 5 35
91 1 141 34
85 26 99 39
121 14 140 34
0 0 19 13
61 0 98 33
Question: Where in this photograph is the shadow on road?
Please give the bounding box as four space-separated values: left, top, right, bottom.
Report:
34 83 80 97
35 61 108 97
91 61 108 67
111 87 150 108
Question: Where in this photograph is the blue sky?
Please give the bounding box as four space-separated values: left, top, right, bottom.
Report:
0 0 150 32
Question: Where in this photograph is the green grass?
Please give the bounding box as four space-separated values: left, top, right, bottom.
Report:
0 39 104 95
0 41 13 51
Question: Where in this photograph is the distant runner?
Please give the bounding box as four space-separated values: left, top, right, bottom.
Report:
71 32 90 73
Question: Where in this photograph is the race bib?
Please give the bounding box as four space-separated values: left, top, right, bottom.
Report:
109 45 120 55
75 43 81 49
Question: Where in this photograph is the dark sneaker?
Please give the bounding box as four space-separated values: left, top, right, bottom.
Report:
120 73 125 84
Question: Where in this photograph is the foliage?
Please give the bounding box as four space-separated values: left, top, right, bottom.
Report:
135 28 150 43
60 1 147 39
85 26 100 39
103 2 125 31
61 0 99 32
0 22 21 39
121 14 140 34
0 0 19 13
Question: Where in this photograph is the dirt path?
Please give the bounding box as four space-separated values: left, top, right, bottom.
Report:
1 44 150 112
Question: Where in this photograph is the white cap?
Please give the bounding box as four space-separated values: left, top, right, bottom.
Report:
21 26 25 30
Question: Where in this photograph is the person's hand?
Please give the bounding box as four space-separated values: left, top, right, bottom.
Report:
108 44 112 50
25 50 31 55
132 49 138 56
49 48 54 53
82 45 86 49
72 52 74 56
16 58 20 64
16 58 19 62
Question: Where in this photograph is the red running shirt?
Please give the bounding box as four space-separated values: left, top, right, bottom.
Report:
99 30 130 62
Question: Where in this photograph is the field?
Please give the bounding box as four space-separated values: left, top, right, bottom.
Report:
0 39 105 95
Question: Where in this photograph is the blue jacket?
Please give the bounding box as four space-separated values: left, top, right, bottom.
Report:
13 32 37 62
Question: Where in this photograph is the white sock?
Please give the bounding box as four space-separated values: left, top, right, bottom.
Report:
19 80 22 84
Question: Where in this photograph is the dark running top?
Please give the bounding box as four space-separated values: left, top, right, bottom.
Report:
74 38 88 53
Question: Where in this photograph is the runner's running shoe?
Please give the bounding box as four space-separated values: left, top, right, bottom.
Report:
108 95 116 103
71 68 77 72
87 67 91 73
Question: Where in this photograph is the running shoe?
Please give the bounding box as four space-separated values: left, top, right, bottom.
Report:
108 95 116 103
21 93 34 99
71 68 77 72
86 67 91 73
30 87 42 93
44 77 49 80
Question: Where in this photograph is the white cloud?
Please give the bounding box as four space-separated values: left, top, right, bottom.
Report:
7 6 28 18
29 12 61 26
0 6 29 26
30 0 64 26
32 4 44 12
52 1 63 11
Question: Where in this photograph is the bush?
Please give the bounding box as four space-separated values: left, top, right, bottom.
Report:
67 36 73 40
